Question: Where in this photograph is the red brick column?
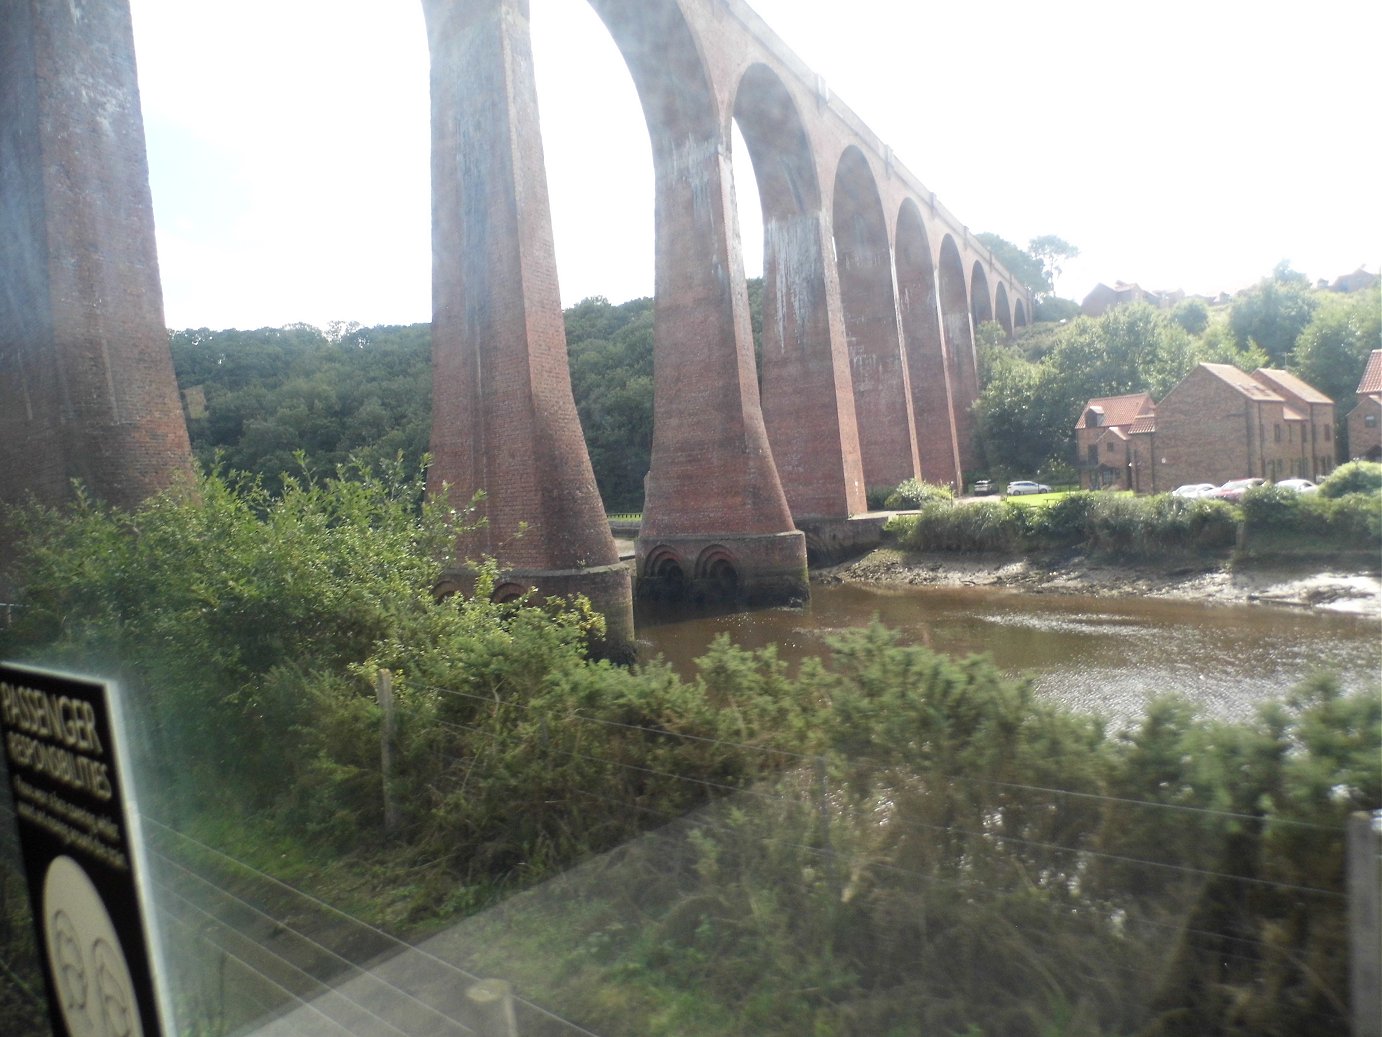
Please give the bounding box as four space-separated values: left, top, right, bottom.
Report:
634 126 808 603
896 203 962 490
938 235 980 475
734 65 864 523
758 208 867 521
422 0 633 651
0 0 193 508
834 151 920 494
0 0 192 591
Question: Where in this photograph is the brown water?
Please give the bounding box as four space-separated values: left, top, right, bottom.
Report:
635 584 1381 729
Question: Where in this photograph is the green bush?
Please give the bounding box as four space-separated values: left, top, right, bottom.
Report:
881 477 954 510
891 500 1027 553
1319 459 1382 498
1242 481 1382 554
1024 490 1101 547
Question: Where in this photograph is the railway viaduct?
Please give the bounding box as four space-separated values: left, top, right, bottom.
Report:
1 0 1031 652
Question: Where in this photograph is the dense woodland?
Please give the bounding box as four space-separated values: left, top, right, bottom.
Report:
168 263 1379 510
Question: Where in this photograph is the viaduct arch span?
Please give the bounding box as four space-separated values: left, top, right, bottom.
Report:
1 0 1032 650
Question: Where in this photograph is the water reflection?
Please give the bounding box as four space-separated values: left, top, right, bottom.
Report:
636 584 1381 728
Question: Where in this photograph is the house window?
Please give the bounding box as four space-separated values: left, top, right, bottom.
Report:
1367 415 1379 429
1274 424 1282 442
1087 445 1097 465
1105 441 1116 453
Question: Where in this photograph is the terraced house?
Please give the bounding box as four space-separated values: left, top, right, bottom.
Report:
1077 364 1335 495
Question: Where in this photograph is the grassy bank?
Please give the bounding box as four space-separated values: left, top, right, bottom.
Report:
885 462 1381 567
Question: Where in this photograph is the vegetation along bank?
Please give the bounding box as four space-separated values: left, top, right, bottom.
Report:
2 460 1378 1037
825 465 1382 617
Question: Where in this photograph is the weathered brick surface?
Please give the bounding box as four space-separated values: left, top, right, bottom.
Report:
423 0 632 643
897 203 961 487
1348 397 1381 461
1 0 192 591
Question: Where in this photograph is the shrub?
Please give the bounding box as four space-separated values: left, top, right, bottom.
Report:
1242 484 1382 555
893 500 1026 553
1025 490 1100 547
1319 460 1382 498
882 477 954 510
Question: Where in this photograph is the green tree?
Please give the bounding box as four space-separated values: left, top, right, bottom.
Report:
565 296 656 511
1171 297 1210 335
1229 261 1318 365
1027 233 1080 299
1290 283 1381 429
975 232 1048 299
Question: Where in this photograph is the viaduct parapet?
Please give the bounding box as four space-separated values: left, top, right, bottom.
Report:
1 0 1033 640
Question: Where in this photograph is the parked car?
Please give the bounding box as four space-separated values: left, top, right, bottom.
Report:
1171 483 1216 498
1209 477 1266 502
1006 480 1051 496
972 479 993 496
1275 478 1318 493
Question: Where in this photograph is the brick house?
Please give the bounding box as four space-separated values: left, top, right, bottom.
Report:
1078 364 1335 494
1250 368 1337 481
1348 349 1382 461
1073 393 1155 489
1080 282 1163 316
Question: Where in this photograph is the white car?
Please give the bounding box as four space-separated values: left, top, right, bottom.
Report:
1006 480 1051 495
1275 478 1318 493
1171 483 1216 498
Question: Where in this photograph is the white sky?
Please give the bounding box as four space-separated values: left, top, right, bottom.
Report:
128 0 1381 331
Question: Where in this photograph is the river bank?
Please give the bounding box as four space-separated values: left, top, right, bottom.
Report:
814 547 1382 618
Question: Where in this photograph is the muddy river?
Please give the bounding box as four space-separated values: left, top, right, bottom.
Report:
635 583 1381 728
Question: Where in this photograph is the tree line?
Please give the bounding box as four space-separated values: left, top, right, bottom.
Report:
170 262 1378 513
973 261 1380 484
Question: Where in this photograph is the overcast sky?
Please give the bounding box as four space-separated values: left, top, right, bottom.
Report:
128 0 1380 331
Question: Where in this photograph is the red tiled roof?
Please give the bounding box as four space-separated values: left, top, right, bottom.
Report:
1074 392 1154 429
1129 413 1156 434
1358 350 1382 395
1252 368 1333 405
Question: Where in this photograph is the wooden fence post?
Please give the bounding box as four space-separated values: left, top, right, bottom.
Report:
1350 811 1381 1037
376 668 399 837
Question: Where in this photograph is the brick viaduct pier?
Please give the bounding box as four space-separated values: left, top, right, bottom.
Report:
2 0 1031 653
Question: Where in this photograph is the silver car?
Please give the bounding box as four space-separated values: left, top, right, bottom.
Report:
1171 483 1216 498
1006 480 1051 496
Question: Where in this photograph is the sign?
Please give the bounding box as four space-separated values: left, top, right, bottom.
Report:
1 662 167 1037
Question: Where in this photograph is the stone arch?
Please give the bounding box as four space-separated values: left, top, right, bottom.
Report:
691 544 740 602
895 199 959 488
491 581 529 604
639 544 689 600
970 261 994 328
733 63 864 521
994 282 1013 336
938 235 979 473
833 146 919 494
1015 298 1029 328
